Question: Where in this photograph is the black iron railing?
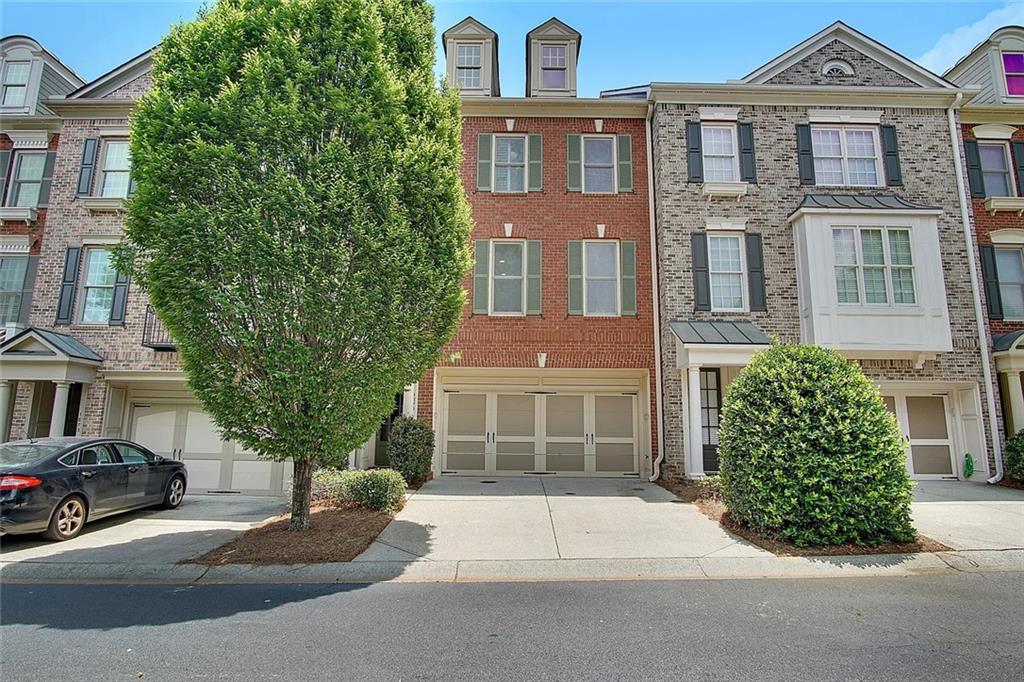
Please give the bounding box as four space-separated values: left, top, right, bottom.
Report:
142 305 177 351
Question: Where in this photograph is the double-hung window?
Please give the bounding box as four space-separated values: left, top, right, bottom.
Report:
2 62 30 107
490 240 525 315
0 256 28 325
582 136 615 194
707 234 745 310
832 226 916 306
80 248 117 323
100 140 131 198
995 247 1024 318
6 152 45 207
583 241 619 316
1004 53 1024 96
811 126 881 186
455 44 482 89
541 45 567 89
701 125 739 183
493 136 526 193
978 142 1015 197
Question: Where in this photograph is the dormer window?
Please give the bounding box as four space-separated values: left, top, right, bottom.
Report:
1004 53 1024 96
541 45 567 89
455 44 482 89
2 62 30 107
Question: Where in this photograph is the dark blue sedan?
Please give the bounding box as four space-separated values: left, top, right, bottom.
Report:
0 437 188 541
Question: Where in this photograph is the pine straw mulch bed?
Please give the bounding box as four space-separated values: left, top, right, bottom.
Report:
998 477 1024 491
657 480 951 558
187 501 395 566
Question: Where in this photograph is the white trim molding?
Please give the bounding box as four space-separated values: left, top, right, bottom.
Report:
697 106 740 122
2 130 49 149
0 235 31 254
807 109 882 124
984 197 1024 215
705 217 747 231
0 207 38 224
702 181 748 199
971 123 1017 140
989 228 1024 245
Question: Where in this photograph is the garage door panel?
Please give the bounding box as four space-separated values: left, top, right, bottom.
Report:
183 459 221 490
595 442 635 472
184 410 223 455
231 460 274 491
546 454 585 472
132 407 177 455
546 395 584 437
594 396 634 439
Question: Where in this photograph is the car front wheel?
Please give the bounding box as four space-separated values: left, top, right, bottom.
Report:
43 496 87 541
162 475 186 509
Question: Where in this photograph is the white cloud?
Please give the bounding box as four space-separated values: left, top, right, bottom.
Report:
916 1 1024 74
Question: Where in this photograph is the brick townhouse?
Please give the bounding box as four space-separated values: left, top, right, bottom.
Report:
945 26 1024 459
604 21 1001 482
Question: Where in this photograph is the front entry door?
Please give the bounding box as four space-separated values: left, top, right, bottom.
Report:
882 394 956 478
699 369 722 473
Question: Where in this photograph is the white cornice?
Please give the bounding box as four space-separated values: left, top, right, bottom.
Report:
460 97 647 118
648 83 971 108
41 98 134 117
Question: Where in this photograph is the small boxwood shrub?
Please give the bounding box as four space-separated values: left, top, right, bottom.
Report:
310 468 359 502
387 416 434 486
696 475 721 500
1005 431 1024 481
346 468 407 512
718 344 916 547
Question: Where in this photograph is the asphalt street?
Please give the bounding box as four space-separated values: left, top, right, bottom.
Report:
1 573 1022 681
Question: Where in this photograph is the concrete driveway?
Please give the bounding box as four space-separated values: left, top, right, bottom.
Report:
0 495 285 566
355 477 769 562
912 481 1024 551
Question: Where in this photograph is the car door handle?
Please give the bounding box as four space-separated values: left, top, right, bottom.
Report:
81 471 94 479
128 466 139 473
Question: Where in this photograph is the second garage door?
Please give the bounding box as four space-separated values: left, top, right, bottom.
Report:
130 403 291 495
442 390 639 476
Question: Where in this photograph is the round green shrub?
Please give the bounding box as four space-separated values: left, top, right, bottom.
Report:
347 469 407 513
718 344 916 547
309 468 359 502
387 416 435 486
1005 431 1024 481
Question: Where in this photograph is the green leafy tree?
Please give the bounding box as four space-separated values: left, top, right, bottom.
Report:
123 0 472 529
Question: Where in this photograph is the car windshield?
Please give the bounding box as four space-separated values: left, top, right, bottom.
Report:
0 442 65 467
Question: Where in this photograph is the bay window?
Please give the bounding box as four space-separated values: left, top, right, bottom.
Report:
832 226 916 306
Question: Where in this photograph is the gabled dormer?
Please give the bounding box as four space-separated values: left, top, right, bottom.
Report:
945 26 1024 105
442 17 499 97
0 35 83 118
526 18 580 98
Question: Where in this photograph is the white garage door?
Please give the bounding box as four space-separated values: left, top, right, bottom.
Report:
130 403 292 496
441 389 639 477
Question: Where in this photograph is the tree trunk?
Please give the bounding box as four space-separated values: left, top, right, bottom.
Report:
289 456 315 531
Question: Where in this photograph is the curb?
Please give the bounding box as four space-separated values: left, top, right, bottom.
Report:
2 549 1021 585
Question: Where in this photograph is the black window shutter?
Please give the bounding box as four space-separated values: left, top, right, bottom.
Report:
980 245 1004 320
109 272 130 326
55 247 82 325
964 140 985 198
38 151 57 207
738 122 757 183
686 121 704 183
881 125 902 187
691 232 711 311
795 124 815 185
745 233 767 312
1012 142 1024 197
0 150 11 202
76 138 99 196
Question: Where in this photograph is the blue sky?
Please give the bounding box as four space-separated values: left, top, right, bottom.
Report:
3 1 1022 96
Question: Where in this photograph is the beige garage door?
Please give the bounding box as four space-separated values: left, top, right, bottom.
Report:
130 403 291 496
442 390 639 476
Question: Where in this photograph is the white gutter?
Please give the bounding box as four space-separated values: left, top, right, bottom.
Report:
646 101 666 482
947 92 1004 484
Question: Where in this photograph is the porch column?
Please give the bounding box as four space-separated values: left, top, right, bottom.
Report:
1008 371 1024 436
687 365 703 477
0 380 12 442
49 380 72 438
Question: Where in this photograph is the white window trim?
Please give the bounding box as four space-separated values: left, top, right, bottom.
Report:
707 232 748 312
811 125 883 188
1001 51 1024 99
454 42 484 90
97 138 131 199
488 239 527 317
76 247 116 326
582 239 620 317
3 150 46 208
0 254 29 325
700 124 741 184
832 225 917 308
1 61 31 108
539 43 569 91
977 140 1017 198
491 134 528 195
581 134 618 195
994 245 1024 321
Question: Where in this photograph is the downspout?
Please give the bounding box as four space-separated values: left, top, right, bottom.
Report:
646 101 666 482
947 91 1004 483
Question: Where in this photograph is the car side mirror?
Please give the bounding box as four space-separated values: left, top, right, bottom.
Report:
153 455 164 464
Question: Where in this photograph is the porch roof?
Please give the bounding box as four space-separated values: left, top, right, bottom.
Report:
993 329 1024 353
0 327 103 362
668 319 770 346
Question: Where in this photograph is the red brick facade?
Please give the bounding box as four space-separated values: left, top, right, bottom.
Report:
0 133 60 258
417 115 659 460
